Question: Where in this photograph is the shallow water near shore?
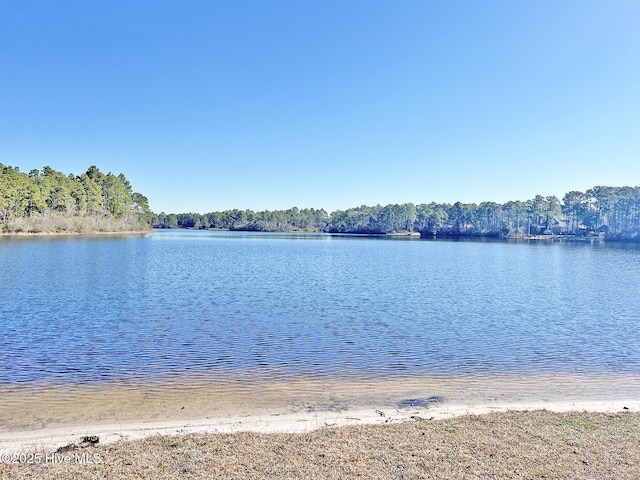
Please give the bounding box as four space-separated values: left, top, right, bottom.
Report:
1 373 639 434
1 230 639 433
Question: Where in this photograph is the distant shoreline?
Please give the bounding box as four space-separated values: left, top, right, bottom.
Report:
153 227 640 243
0 229 150 237
0 228 617 242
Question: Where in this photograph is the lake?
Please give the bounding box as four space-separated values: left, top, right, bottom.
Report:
1 230 639 429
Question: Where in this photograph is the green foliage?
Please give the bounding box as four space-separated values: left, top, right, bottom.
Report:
415 203 448 235
0 164 46 221
80 173 104 215
0 163 150 233
153 187 640 241
154 208 330 232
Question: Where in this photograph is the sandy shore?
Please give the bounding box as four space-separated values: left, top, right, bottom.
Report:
1 398 637 455
2 373 639 454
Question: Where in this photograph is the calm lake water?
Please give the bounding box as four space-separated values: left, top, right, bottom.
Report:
1 230 639 387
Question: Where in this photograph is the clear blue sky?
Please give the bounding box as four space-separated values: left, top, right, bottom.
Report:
1 1 639 213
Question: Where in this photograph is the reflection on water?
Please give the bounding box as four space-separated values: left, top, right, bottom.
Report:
1 230 639 427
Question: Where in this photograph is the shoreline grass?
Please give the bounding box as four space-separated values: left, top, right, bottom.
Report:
0 229 150 237
2 410 638 479
0 212 150 236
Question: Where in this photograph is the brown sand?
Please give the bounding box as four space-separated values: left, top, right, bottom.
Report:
1 410 639 479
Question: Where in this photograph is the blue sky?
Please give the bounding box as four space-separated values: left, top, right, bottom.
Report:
1 1 639 213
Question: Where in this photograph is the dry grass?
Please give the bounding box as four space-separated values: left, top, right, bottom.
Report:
2 410 639 479
1 212 149 234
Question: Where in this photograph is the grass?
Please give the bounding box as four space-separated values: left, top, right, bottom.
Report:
2 410 639 479
1 212 149 235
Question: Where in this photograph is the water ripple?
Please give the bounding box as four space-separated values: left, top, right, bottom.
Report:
0 232 639 388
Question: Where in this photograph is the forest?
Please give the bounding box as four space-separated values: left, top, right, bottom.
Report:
0 163 152 233
153 186 640 241
3 162 638 240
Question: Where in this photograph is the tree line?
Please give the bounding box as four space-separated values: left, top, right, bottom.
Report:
0 163 152 233
153 186 640 241
154 207 330 232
